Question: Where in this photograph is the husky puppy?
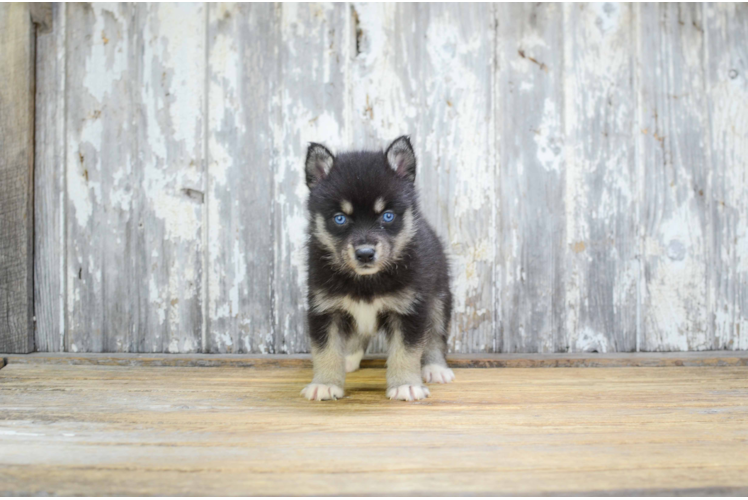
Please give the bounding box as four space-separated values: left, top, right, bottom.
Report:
301 136 454 402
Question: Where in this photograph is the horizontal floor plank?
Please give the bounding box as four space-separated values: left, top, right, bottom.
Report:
2 350 748 369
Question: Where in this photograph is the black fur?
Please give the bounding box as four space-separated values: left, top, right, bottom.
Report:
305 138 452 354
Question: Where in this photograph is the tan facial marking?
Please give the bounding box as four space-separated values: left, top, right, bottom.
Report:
341 200 353 215
374 197 386 214
392 208 416 257
314 214 338 256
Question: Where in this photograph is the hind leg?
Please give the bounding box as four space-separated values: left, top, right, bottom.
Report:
421 337 454 384
345 334 371 373
421 296 455 384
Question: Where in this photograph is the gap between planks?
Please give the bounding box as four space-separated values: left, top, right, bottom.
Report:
1 350 747 370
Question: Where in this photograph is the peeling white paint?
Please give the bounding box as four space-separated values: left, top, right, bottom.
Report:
149 274 166 326
534 98 564 173
67 150 93 229
230 238 247 319
643 176 708 350
573 326 611 353
151 194 201 242
351 3 416 146
592 3 621 35
214 329 233 350
82 6 127 104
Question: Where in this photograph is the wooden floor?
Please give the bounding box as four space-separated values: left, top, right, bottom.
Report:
1 360 748 496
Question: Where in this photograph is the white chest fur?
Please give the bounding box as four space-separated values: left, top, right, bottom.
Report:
341 298 382 335
311 289 418 336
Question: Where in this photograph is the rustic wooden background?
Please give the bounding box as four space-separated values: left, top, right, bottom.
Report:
33 3 747 354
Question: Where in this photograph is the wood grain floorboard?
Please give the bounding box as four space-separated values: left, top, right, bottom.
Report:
4 351 748 369
1 364 747 495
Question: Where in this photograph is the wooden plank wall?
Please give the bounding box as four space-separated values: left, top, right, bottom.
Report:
31 3 748 354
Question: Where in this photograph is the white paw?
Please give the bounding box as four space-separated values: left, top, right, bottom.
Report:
345 350 364 373
301 383 344 401
422 364 455 384
387 384 430 401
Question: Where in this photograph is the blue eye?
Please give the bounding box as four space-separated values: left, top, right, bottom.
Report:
334 214 347 225
382 211 395 223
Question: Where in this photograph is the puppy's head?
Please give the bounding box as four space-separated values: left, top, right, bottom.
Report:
305 136 418 276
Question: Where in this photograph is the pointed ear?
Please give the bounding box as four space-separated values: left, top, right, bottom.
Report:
385 136 416 182
305 143 335 189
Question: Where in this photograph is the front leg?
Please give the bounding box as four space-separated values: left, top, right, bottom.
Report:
385 316 430 401
301 314 346 401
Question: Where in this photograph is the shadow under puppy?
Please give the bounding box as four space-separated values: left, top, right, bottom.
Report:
302 136 454 402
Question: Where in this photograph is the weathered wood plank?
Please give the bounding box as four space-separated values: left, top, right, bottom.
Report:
638 3 711 351
349 3 407 151
134 3 205 352
4 350 748 369
705 3 748 350
207 3 349 354
350 4 497 353
0 3 35 353
348 2 406 353
65 4 204 352
206 3 278 353
274 3 350 353
34 3 66 352
563 3 638 352
1 364 748 495
417 4 496 353
65 3 132 352
497 3 566 353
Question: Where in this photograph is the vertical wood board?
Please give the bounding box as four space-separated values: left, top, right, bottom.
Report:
34 3 67 352
497 3 567 353
0 3 35 353
65 3 132 352
705 3 748 350
136 3 206 352
65 3 204 353
207 3 278 353
638 3 711 351
562 3 638 353
350 3 497 353
274 3 350 353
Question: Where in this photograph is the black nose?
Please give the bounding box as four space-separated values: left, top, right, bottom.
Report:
355 247 376 264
